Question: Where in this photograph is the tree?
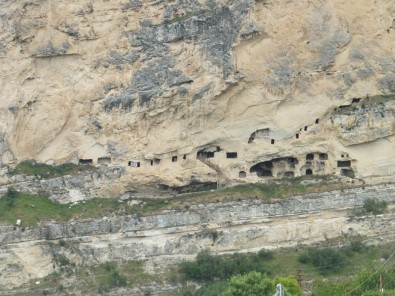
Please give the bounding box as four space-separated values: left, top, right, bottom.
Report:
222 271 275 296
275 276 302 296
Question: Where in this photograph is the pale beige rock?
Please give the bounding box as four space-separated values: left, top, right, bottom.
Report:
0 0 394 189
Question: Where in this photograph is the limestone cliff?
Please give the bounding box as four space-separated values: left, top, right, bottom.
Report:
1 0 395 189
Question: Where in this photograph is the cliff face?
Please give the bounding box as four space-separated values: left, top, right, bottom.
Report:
1 183 395 292
1 0 395 188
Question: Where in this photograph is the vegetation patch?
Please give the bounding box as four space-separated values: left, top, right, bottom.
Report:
10 160 95 179
0 190 121 226
179 249 273 282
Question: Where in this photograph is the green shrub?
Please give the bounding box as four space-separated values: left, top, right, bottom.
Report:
274 276 302 296
258 249 273 259
222 271 275 296
298 253 310 264
362 198 387 215
5 187 18 207
308 248 345 274
195 281 228 296
55 255 70 266
179 249 270 282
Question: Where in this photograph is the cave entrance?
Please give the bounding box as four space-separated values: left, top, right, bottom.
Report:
250 161 273 177
79 159 93 165
306 169 313 175
239 171 246 178
172 156 178 162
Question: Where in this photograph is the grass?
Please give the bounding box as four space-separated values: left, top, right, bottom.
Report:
9 160 95 179
0 175 358 226
0 192 121 226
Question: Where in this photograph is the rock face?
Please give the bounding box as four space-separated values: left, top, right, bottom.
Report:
1 183 395 291
0 0 394 188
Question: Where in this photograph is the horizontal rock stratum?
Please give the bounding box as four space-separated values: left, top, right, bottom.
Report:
1 183 395 292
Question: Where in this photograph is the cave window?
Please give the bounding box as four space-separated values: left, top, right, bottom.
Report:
128 161 140 168
352 98 361 103
150 160 154 166
183 154 187 160
207 152 215 158
154 158 161 165
296 133 299 139
172 156 178 162
315 118 319 124
337 160 351 167
306 169 313 175
319 153 328 160
239 171 246 178
79 159 93 165
271 139 275 144
306 153 314 160
98 157 111 164
216 146 221 152
304 126 308 131
197 150 215 159
226 152 238 159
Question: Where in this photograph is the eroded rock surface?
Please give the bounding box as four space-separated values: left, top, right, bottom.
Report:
0 0 394 188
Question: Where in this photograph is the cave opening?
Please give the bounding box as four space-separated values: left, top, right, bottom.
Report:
319 153 328 160
226 152 238 159
337 160 351 167
306 168 313 175
98 157 111 164
79 159 93 165
306 153 314 161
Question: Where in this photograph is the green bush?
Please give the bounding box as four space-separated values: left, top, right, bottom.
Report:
97 262 127 294
179 249 271 282
303 248 345 274
5 187 18 207
274 276 302 296
362 198 387 215
55 255 70 266
258 249 273 259
222 271 275 296
298 253 310 264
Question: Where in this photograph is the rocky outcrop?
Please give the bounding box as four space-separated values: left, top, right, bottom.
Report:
1 183 395 290
0 166 125 203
